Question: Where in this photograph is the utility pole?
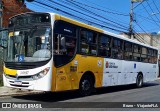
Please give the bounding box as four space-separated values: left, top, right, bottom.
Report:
129 0 144 39
129 1 134 39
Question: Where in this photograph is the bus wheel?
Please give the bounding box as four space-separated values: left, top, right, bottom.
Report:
79 76 93 96
136 74 143 88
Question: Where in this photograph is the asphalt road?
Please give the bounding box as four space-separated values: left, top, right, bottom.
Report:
1 79 160 111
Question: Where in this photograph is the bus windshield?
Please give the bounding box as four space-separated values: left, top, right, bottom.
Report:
5 27 52 62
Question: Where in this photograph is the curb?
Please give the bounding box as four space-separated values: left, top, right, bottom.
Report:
0 90 42 97
0 87 42 97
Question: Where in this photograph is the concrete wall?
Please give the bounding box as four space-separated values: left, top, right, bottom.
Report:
120 33 160 48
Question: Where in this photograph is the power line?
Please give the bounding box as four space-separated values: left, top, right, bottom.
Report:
142 3 160 28
134 33 146 44
134 21 158 45
34 0 128 33
152 0 160 16
133 29 152 44
133 0 145 9
57 0 129 30
136 14 160 23
146 0 160 23
84 0 128 16
46 0 128 30
62 0 129 26
134 16 159 33
65 0 129 16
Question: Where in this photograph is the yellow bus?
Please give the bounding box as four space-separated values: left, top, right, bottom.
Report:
0 12 158 96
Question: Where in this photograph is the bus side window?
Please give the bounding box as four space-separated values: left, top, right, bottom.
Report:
133 44 141 61
54 34 76 56
98 34 111 57
112 38 123 59
141 47 148 62
153 50 158 64
124 42 132 60
80 29 97 55
65 37 76 56
148 49 154 63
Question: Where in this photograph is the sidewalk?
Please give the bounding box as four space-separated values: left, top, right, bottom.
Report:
0 86 42 97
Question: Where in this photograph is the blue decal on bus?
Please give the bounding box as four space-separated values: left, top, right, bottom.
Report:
134 63 136 69
18 54 24 62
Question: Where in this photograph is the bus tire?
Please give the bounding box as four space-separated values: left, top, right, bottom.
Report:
136 74 143 88
79 75 94 96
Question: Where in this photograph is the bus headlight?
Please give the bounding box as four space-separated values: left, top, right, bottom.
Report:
32 67 50 80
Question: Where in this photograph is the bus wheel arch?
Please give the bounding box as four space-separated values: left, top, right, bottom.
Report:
136 72 143 88
79 71 95 96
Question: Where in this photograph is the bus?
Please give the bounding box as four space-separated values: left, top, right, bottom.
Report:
0 12 158 96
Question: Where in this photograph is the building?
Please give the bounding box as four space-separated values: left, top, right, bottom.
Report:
2 0 32 27
120 32 160 49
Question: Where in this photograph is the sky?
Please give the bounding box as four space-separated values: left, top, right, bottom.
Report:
25 0 160 34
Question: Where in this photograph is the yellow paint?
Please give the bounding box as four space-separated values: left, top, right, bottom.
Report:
77 55 104 88
52 14 105 91
52 54 104 92
54 65 72 91
54 14 103 33
3 66 17 76
51 65 56 91
9 32 14 37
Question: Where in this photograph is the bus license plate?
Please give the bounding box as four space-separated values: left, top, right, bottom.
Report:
14 81 22 85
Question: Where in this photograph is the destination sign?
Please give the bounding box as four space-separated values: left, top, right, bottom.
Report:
9 13 51 27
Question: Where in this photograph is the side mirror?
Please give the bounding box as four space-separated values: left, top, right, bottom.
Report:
0 29 8 48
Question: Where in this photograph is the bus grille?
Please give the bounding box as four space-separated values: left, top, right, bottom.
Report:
5 64 36 70
4 60 49 70
5 74 33 81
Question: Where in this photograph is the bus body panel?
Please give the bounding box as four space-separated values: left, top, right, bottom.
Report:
77 55 104 88
3 58 53 91
53 54 104 92
102 58 158 87
3 67 17 76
